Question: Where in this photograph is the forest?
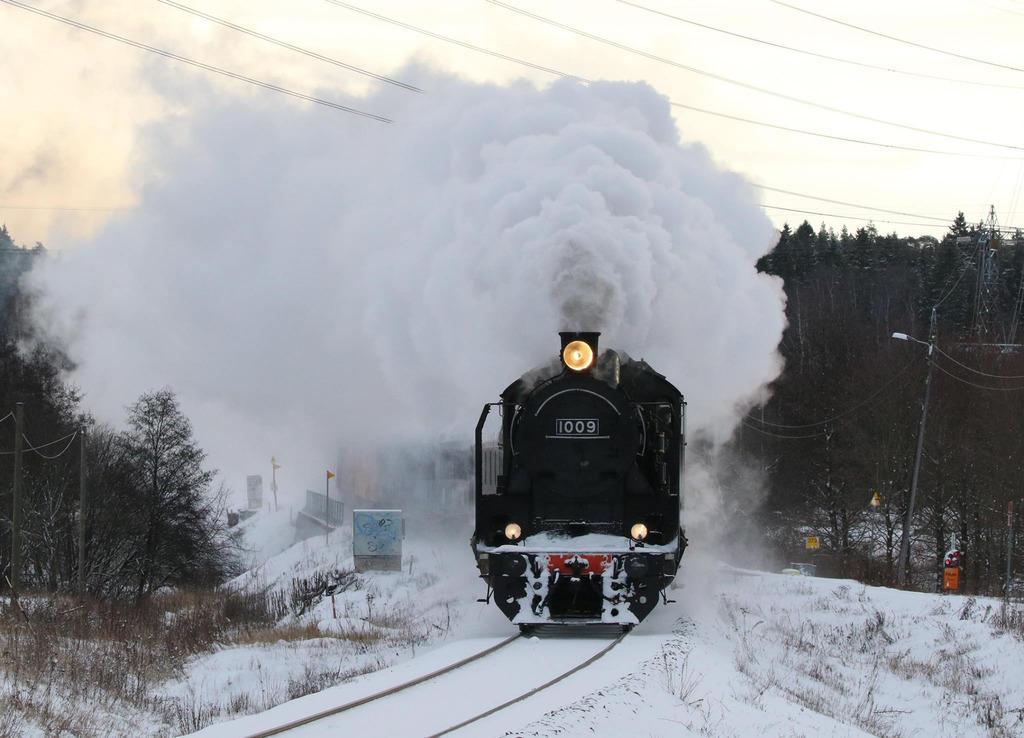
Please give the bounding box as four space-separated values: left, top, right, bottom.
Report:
735 212 1024 595
0 225 233 599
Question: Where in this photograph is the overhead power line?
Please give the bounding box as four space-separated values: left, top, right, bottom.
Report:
931 358 1024 390
740 419 826 439
0 0 392 123
618 0 1024 91
984 1 1024 19
155 0 422 93
746 355 922 429
321 0 583 80
755 185 951 223
486 0 1024 152
0 204 127 212
669 102 1023 161
321 2 1024 230
741 341 1024 440
771 1 1024 76
934 345 1024 379
324 1 1024 161
765 204 1021 232
22 431 79 459
761 204 942 229
932 250 976 309
0 429 79 456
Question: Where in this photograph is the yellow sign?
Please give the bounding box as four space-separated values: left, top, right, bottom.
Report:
327 470 336 480
806 536 820 550
870 491 881 508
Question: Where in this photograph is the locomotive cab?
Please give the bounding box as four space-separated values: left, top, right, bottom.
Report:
472 332 686 627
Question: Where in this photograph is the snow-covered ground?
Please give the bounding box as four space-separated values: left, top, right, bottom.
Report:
503 558 1024 738
5 509 1022 737
182 514 1024 738
157 510 496 733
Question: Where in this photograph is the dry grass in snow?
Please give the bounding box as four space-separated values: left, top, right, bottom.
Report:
0 521 462 737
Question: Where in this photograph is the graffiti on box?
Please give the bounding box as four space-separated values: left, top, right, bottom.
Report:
353 509 403 557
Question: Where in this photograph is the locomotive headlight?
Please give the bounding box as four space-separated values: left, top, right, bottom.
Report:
562 340 594 372
630 522 649 541
504 522 523 541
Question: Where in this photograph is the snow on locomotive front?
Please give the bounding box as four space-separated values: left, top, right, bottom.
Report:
471 332 686 627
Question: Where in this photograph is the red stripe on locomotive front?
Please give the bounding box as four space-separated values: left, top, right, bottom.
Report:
546 554 613 574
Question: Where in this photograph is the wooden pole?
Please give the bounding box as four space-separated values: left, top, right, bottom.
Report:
11 402 23 594
78 427 87 595
1007 500 1015 604
897 310 937 588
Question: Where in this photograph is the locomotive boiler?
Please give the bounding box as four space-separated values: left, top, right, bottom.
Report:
472 332 686 628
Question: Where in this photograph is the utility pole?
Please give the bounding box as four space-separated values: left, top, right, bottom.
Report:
1007 500 1016 604
896 309 937 589
325 470 334 546
271 456 281 512
10 402 23 594
78 427 87 595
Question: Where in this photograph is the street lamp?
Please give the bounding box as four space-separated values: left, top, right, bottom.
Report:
891 324 936 588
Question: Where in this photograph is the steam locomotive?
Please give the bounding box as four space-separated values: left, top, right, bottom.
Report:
472 332 686 628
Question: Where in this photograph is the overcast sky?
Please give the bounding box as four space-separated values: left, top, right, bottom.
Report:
2 0 1023 246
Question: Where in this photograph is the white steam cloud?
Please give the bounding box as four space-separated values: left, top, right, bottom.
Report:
28 72 785 500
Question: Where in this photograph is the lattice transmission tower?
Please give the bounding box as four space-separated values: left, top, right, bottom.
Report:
1010 232 1024 347
971 205 1000 342
961 205 1024 350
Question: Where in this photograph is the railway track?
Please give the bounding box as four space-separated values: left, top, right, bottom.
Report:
238 633 521 738
425 628 626 737
230 628 627 738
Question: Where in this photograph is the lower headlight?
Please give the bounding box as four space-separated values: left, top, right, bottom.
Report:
623 555 650 579
504 522 522 541
630 522 648 541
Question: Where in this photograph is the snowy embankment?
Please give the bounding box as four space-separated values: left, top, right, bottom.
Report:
185 515 1024 738
7 508 1020 737
504 558 1024 738
158 509 496 733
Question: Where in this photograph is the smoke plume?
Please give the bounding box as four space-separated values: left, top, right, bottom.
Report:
27 71 785 501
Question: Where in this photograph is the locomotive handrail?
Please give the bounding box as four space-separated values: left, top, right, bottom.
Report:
474 403 501 499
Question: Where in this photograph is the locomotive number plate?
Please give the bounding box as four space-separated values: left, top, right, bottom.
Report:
554 418 600 437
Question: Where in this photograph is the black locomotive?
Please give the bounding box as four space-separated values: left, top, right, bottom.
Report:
472 331 686 627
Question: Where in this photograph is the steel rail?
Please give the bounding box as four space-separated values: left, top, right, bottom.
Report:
241 633 522 738
426 630 628 737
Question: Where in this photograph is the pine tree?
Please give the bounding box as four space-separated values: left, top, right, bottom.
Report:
948 212 970 238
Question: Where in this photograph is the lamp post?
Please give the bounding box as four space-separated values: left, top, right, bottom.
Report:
891 310 937 589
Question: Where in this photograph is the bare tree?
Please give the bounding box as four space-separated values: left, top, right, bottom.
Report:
121 389 231 599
